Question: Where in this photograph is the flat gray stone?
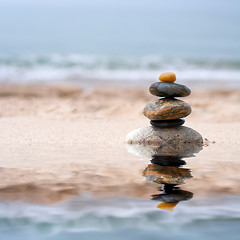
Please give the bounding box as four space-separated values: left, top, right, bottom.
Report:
125 126 203 158
149 82 191 97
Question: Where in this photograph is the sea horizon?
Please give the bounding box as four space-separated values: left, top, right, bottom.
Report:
0 0 240 87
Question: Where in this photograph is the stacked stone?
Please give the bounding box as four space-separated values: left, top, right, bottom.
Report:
143 72 191 128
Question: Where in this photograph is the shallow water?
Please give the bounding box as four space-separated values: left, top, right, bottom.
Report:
0 135 239 240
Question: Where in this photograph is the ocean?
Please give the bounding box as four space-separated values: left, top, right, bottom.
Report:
0 0 240 86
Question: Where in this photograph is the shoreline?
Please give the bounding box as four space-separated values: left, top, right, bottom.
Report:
1 79 240 90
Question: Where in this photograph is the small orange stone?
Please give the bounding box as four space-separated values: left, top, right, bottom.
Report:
157 202 179 211
159 72 176 83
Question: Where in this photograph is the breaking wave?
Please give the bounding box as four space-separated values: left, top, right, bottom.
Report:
0 195 240 234
0 54 240 84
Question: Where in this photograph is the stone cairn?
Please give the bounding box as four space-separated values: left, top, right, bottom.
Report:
126 71 203 150
143 72 191 129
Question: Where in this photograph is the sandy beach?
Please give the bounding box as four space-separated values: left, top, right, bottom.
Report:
0 84 239 204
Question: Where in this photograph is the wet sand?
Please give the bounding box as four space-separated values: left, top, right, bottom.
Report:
0 84 239 204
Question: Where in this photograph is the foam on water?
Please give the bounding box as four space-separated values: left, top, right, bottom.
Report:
0 54 240 85
0 194 240 234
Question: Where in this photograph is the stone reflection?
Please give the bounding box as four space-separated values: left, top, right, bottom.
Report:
126 138 202 211
143 162 191 185
143 155 193 211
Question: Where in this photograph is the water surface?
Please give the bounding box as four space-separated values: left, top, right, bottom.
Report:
0 141 239 240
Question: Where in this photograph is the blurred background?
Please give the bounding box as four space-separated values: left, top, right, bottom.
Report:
0 0 240 87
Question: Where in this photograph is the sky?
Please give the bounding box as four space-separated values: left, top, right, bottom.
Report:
0 0 239 58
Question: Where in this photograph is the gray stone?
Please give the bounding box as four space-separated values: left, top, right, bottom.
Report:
149 82 191 97
125 126 203 158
